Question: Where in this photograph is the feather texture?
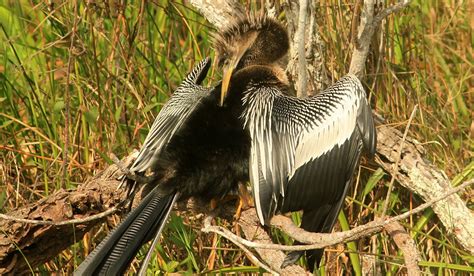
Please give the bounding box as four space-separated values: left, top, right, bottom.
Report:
130 58 212 174
242 74 376 226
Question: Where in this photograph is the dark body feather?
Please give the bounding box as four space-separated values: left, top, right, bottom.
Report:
154 91 249 200
75 58 250 275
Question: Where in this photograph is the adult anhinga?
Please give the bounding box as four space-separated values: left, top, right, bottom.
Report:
75 58 250 275
215 16 377 270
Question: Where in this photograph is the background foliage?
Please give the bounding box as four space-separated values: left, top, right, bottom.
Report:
0 0 472 274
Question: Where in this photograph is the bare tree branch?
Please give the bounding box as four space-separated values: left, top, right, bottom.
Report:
373 0 412 26
349 0 376 78
284 0 328 94
203 215 279 275
0 207 118 226
384 221 421 276
238 208 308 275
296 0 308 97
375 119 474 253
349 0 412 78
188 0 244 29
203 179 472 251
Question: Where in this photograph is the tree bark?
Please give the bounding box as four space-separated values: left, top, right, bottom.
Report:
375 119 474 253
0 154 133 274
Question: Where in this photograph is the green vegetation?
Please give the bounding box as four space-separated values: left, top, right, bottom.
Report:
0 0 472 274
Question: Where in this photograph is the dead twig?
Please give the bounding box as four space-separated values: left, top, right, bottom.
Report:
0 207 118 226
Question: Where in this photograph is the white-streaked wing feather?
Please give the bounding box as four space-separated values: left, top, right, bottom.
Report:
245 74 375 224
130 58 212 173
291 88 359 177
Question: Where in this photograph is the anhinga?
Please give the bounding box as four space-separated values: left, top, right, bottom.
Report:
75 58 250 275
215 16 377 270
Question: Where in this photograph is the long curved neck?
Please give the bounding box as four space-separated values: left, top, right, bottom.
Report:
224 65 288 111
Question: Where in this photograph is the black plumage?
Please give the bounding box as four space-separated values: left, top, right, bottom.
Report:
215 16 377 270
75 58 250 275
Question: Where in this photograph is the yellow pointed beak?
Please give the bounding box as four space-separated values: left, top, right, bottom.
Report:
220 65 234 106
218 32 259 106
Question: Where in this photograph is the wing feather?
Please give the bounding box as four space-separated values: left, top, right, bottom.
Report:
130 58 212 174
245 74 376 224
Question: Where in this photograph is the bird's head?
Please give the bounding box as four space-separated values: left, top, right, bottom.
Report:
214 16 289 105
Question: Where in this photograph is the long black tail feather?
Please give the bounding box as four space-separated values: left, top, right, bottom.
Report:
75 187 178 275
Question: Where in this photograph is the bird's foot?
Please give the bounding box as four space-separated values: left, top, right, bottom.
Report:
209 184 253 219
210 198 218 210
234 183 254 219
281 251 304 268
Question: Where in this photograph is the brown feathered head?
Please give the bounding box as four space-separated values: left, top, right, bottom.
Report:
213 15 289 105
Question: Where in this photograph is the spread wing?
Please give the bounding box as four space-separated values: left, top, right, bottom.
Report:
244 74 376 224
130 58 212 173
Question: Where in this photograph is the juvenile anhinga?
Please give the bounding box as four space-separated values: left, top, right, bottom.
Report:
75 58 250 275
215 16 377 270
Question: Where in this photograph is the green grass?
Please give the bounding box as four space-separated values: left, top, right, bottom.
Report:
0 0 472 274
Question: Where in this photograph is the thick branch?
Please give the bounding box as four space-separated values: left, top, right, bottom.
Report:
284 0 328 94
375 120 474 253
188 0 244 29
349 0 412 77
0 154 135 274
382 105 418 217
295 0 308 96
349 0 376 78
